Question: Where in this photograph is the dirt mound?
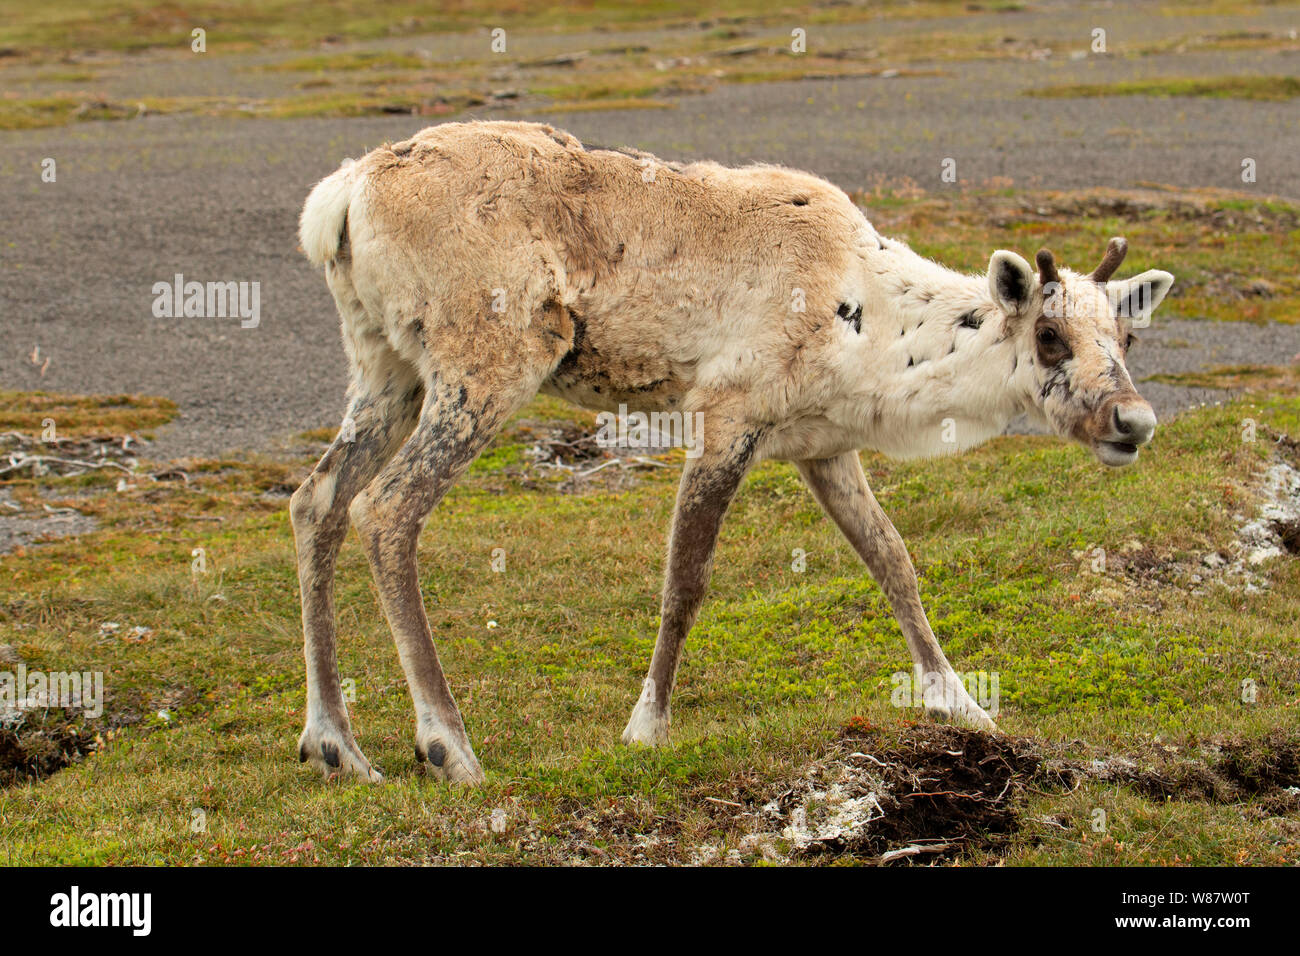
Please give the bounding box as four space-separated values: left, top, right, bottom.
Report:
0 708 99 786
0 429 145 479
1093 731 1300 811
1220 732 1300 795
747 724 1068 863
521 421 608 468
695 724 1300 865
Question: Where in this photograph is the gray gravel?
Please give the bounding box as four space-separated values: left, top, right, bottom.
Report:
1 7 1297 460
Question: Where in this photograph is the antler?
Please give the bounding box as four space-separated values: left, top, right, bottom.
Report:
1090 237 1128 283
1035 248 1060 288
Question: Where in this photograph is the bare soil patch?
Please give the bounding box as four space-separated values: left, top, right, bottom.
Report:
760 724 1062 863
513 420 675 493
1091 732 1300 814
537 723 1300 865
0 708 100 787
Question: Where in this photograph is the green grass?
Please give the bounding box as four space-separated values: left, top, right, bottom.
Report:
1144 364 1294 390
261 52 431 73
1 383 1298 864
856 187 1300 324
6 4 1299 130
0 92 481 129
1029 75 1300 103
0 389 177 435
6 0 1296 59
0 0 1054 58
0 52 923 130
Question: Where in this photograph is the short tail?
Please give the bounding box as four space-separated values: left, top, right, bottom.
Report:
299 160 359 266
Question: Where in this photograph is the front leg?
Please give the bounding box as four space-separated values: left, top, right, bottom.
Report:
796 452 996 730
622 425 763 746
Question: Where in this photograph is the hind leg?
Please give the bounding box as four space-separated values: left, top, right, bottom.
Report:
292 356 423 782
350 370 550 784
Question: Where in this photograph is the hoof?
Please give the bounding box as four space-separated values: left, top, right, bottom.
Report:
621 698 670 747
298 722 382 783
921 674 997 732
924 701 998 732
415 731 485 785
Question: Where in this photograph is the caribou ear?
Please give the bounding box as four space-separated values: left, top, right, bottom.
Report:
1109 269 1174 324
988 251 1036 317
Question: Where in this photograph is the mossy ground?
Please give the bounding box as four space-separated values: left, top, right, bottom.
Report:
861 188 1300 325
1 374 1297 864
1030 76 1300 104
0 390 176 436
3 2 1298 129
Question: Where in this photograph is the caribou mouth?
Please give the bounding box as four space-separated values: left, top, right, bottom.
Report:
1095 440 1140 467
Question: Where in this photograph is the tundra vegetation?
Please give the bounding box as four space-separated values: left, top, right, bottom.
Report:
1 0 1298 128
2 0 1298 866
1 325 1298 865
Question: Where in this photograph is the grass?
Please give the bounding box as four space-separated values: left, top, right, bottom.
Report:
6 3 1300 131
1029 76 1300 103
857 187 1300 324
6 0 1296 60
262 52 431 73
1 379 1298 864
0 54 931 130
534 97 678 113
0 389 176 435
0 92 471 129
0 1 1091 59
1144 365 1296 390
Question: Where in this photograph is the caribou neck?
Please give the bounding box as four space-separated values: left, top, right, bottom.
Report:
828 241 1034 457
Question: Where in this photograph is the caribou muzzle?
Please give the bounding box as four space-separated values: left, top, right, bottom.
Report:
1091 395 1157 467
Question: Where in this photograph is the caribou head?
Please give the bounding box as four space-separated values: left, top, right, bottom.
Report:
987 238 1174 466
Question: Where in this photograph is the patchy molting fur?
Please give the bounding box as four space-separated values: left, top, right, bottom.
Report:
292 121 1174 782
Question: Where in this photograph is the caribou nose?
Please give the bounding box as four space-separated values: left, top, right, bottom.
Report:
1113 403 1157 446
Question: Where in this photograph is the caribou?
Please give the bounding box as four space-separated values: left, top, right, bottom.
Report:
292 121 1174 782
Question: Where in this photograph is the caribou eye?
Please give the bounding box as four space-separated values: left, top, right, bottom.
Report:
1125 333 1137 351
1037 328 1059 346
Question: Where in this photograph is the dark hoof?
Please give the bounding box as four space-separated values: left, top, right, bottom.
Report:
418 741 447 767
320 741 341 768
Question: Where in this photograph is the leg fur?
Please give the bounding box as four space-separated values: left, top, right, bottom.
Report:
292 366 424 782
350 322 568 782
796 452 995 730
623 424 763 746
